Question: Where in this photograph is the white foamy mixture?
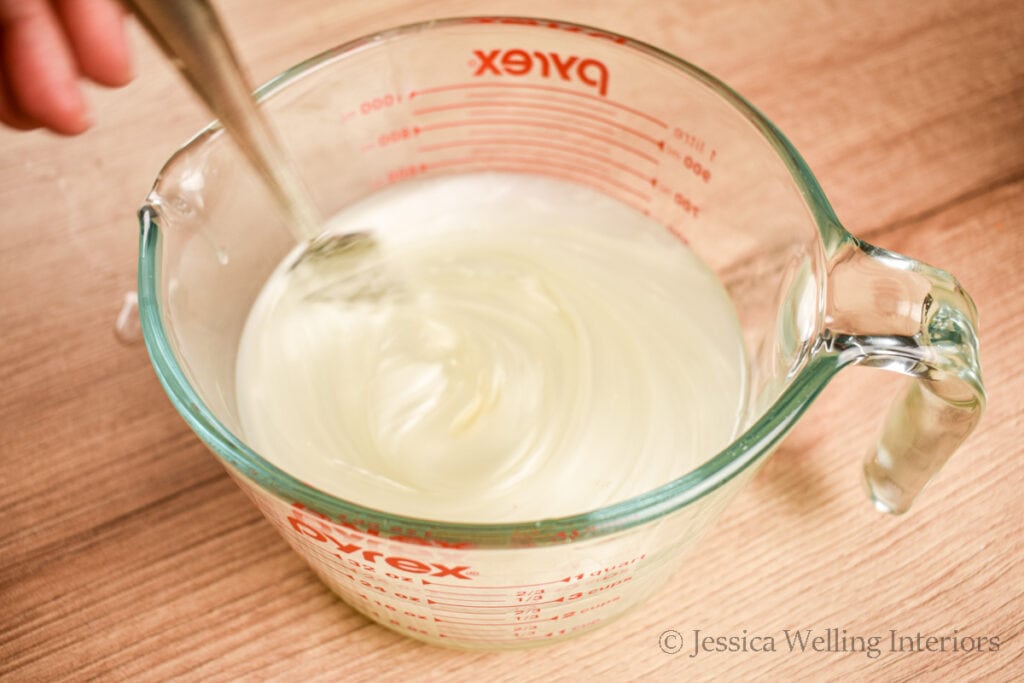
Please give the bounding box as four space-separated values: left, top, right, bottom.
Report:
236 173 746 522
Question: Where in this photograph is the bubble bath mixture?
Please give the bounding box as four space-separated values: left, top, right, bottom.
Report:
235 173 747 523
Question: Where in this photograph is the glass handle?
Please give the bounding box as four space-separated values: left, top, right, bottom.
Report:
824 239 986 514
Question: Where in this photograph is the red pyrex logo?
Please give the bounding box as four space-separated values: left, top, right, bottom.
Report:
473 49 610 96
287 508 473 580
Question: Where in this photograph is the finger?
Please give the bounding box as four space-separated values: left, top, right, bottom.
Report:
55 0 132 87
0 67 41 130
0 0 90 135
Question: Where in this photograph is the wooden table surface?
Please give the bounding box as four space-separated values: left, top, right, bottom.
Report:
2 1 1022 680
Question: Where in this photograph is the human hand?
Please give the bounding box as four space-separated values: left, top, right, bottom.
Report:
1 0 132 135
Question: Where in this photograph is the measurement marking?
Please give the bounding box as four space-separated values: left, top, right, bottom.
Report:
417 106 647 149
425 156 651 202
409 82 668 128
461 91 623 120
427 596 566 608
359 142 375 152
437 630 534 639
423 589 549 600
433 94 621 122
437 635 522 642
426 605 508 616
421 585 509 593
434 619 558 626
434 621 517 627
491 577 573 589
417 138 652 183
419 119 657 164
413 100 663 148
422 595 506 604
422 577 572 588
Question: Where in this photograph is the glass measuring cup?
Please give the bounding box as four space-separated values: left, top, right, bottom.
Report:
137 17 985 649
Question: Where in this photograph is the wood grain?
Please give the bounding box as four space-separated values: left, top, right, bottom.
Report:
2 0 1022 680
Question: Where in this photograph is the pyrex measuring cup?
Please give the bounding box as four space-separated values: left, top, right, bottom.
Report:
137 18 985 649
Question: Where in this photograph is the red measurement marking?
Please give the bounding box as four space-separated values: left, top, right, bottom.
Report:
425 156 651 202
427 597 566 608
672 126 708 156
437 635 520 642
413 100 663 148
418 138 652 183
409 81 667 128
374 126 422 148
433 624 520 631
384 163 428 184
672 191 701 218
434 617 560 625
419 118 657 163
668 225 690 244
422 594 506 603
460 129 618 160
439 632 529 640
682 154 712 183
462 91 624 120
421 577 573 588
358 93 402 115
427 607 508 617
423 587 506 599
418 107 643 151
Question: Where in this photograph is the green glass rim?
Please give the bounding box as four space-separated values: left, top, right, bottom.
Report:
137 16 847 547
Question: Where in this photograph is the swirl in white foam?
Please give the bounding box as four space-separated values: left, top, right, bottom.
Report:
236 173 746 523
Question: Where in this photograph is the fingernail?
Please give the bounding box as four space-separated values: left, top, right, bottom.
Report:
56 86 92 134
79 106 94 130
